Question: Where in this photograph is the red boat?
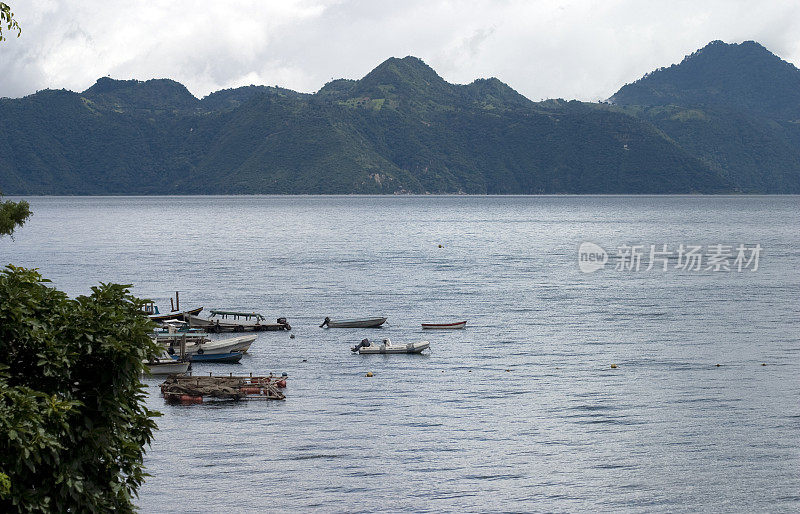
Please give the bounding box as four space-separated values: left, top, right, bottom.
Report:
421 320 467 329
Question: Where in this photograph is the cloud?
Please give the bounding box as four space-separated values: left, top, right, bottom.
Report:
1 0 799 101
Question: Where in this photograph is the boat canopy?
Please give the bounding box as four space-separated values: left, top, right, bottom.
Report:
209 310 265 321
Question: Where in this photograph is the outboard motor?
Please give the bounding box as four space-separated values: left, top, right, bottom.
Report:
277 317 291 330
351 338 371 352
320 316 331 328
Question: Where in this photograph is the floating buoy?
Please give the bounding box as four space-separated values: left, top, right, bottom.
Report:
505 369 510 372
715 364 721 367
468 370 472 372
302 359 307 362
761 363 767 366
290 334 295 339
365 371 373 377
438 244 443 248
610 363 618 369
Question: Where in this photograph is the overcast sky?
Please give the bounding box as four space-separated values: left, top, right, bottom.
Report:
1 0 799 101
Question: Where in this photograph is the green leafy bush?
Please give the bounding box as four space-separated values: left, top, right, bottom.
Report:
0 266 160 512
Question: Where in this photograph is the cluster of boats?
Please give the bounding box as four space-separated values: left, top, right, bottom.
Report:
142 294 468 376
319 316 467 331
319 316 466 354
146 303 290 332
144 322 259 375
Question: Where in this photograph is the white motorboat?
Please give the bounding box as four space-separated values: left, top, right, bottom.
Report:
161 334 256 357
351 338 429 354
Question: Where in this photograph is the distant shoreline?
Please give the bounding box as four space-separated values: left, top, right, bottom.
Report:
7 193 799 199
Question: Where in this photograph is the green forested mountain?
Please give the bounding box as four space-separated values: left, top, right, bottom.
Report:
609 40 800 193
610 40 800 120
1 43 798 194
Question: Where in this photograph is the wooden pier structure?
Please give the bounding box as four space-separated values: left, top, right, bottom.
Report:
160 372 287 403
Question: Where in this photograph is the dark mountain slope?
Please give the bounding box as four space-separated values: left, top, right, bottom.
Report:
610 40 800 192
82 77 200 113
187 95 422 194
10 45 797 194
0 89 183 194
622 104 800 192
610 40 800 120
200 85 307 112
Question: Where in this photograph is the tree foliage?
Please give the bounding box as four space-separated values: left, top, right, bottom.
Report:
0 266 161 512
0 195 30 237
0 2 21 42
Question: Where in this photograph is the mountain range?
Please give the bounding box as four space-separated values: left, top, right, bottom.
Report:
1 40 799 195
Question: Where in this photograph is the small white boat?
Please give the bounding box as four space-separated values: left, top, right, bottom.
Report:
351 338 429 354
161 334 256 357
421 320 467 329
321 317 387 328
143 351 190 376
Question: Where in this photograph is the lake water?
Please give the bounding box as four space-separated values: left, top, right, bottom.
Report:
5 195 800 512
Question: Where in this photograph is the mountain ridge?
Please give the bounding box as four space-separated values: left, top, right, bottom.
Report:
1 41 798 194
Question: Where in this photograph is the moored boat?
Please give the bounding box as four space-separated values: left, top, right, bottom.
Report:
351 338 429 354
161 334 256 361
176 351 244 363
147 306 203 322
143 350 190 376
185 310 291 332
320 317 387 328
153 325 208 344
143 292 202 322
421 320 467 329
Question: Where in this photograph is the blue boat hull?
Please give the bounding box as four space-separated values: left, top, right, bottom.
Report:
172 352 243 363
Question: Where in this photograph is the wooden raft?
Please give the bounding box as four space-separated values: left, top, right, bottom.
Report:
160 373 287 403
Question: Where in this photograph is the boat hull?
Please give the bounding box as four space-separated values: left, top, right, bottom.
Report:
143 360 190 375
184 313 290 332
149 306 203 322
177 351 243 363
325 317 387 328
161 334 256 357
421 321 467 329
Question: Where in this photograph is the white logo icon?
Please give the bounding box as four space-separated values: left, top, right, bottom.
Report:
578 242 608 273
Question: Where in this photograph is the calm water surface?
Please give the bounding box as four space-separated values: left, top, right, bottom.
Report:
5 195 800 512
